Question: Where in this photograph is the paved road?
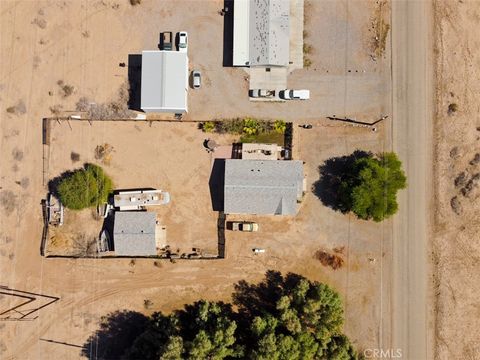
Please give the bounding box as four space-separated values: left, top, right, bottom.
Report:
391 1 433 359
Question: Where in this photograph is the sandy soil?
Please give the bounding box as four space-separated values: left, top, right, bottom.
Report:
0 1 393 359
432 1 480 359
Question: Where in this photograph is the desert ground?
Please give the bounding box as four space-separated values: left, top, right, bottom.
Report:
0 0 398 359
432 1 480 359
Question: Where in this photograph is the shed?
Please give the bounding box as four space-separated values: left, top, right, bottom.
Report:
141 50 188 113
113 211 157 256
233 0 290 67
224 159 304 215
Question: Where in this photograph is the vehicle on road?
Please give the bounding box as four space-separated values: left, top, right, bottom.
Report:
227 221 259 232
279 89 310 100
160 32 173 50
299 124 313 129
249 89 275 98
192 70 201 89
178 31 188 52
252 248 265 253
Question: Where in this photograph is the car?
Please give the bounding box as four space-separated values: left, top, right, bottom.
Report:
227 221 259 232
249 89 275 98
160 31 173 51
279 89 310 100
252 248 266 253
192 70 201 89
178 31 188 52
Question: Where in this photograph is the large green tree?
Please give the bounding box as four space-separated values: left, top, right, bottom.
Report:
56 163 113 210
347 152 406 221
316 151 406 222
84 272 361 360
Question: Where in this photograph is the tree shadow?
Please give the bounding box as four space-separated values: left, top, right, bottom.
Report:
81 310 149 360
47 169 74 198
312 150 371 212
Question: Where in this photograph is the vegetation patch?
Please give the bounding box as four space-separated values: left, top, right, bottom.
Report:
54 163 113 210
314 151 407 222
82 271 361 360
201 118 287 145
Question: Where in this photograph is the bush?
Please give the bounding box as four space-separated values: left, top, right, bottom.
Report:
448 103 458 115
273 120 286 134
57 164 113 210
201 121 215 133
242 118 260 135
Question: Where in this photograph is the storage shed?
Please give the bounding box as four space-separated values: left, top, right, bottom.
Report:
141 50 188 113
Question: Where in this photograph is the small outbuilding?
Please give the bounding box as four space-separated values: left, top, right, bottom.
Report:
141 50 188 113
113 211 157 256
224 159 304 215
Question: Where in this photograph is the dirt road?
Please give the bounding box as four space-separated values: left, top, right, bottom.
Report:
391 0 434 359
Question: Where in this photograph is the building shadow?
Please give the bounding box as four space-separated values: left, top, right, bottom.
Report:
127 54 142 111
81 310 149 360
222 0 234 66
311 150 371 213
209 159 225 212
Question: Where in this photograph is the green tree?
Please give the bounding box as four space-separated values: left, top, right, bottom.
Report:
86 272 361 360
349 152 406 221
56 163 113 210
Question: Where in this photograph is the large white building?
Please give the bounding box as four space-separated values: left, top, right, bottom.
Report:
233 0 290 67
141 50 188 113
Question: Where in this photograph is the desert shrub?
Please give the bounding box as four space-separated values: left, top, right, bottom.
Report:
130 0 141 5
303 43 313 55
304 57 312 68
57 164 113 210
448 103 458 115
70 152 80 162
6 100 26 115
201 121 215 133
273 120 286 134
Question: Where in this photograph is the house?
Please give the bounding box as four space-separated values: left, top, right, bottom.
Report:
233 0 290 67
113 211 158 256
224 159 304 215
141 50 188 113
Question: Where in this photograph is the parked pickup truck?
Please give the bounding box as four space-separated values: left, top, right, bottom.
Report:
249 89 275 98
279 89 310 100
227 221 259 232
160 31 173 50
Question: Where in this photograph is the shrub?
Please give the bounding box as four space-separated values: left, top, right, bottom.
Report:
273 120 286 134
57 164 113 210
242 118 260 135
201 121 215 133
448 103 458 115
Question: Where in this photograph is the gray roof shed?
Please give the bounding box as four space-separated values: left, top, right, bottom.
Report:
224 159 304 215
113 211 157 256
141 50 188 113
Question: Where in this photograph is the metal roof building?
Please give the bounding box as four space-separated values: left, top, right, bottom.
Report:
113 211 157 256
233 0 290 67
141 50 188 113
224 159 304 215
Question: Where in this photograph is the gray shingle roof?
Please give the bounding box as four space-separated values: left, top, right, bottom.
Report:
113 212 157 256
224 159 304 215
